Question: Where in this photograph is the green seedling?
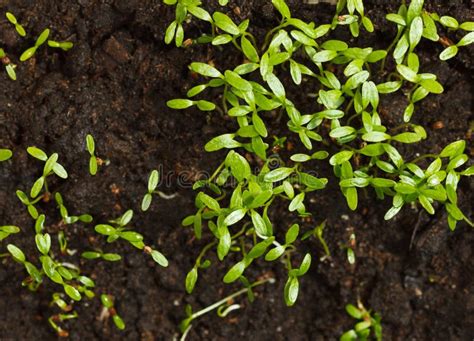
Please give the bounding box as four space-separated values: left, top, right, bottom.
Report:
141 170 159 211
86 134 98 175
48 311 78 338
81 250 122 262
26 146 68 198
301 220 330 259
55 193 93 224
16 189 41 219
0 49 17 80
48 40 74 51
331 0 374 37
94 209 168 267
100 294 125 330
5 12 26 37
180 277 275 340
0 225 20 242
0 147 13 161
20 28 50 62
341 302 382 341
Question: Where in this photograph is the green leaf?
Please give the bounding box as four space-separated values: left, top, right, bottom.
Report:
289 192 305 212
284 276 299 306
329 151 354 166
35 233 51 255
205 134 241 152
198 192 221 211
30 177 45 198
386 13 406 26
95 224 116 236
186 267 198 294
64 284 81 301
396 64 418 83
362 131 391 142
225 70 252 91
377 81 402 94
457 32 474 47
151 250 169 267
102 253 122 261
440 16 459 29
330 126 356 138
439 140 465 158
439 45 458 61
165 21 177 45
190 62 223 78
285 224 299 244
0 149 13 161
20 46 37 62
188 5 212 22
113 315 125 330
224 208 247 226
409 16 423 48
251 210 269 236
266 73 286 100
120 231 143 242
290 154 311 162
420 79 444 94
7 244 25 263
419 195 435 215
345 187 358 210
264 167 294 182
213 12 240 35
265 245 286 261
167 99 194 109
36 29 50 46
241 36 259 62
27 146 48 161
272 0 291 19
392 132 422 143
223 261 246 283
312 50 338 63
345 304 363 319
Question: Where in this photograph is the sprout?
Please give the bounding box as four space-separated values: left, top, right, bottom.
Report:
5 12 26 37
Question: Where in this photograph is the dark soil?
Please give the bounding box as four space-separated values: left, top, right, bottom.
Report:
0 0 473 340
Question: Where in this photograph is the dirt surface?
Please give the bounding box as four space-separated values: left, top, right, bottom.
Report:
0 0 473 340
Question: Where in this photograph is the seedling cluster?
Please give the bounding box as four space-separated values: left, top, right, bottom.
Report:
163 0 473 331
341 302 382 341
1 11 74 80
0 136 168 336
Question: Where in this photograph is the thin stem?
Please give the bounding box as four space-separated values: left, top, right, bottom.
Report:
408 153 439 164
189 277 275 321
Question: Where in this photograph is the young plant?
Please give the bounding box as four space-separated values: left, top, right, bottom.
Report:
0 49 16 80
26 146 68 198
100 294 125 330
85 134 98 175
48 40 74 51
0 147 13 161
20 28 50 62
180 276 274 340
331 0 374 37
5 12 26 37
94 209 169 267
141 170 159 211
81 250 122 262
0 225 20 242
55 192 93 224
341 302 382 341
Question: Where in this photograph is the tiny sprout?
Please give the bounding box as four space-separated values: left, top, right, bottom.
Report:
0 148 13 161
48 311 78 338
141 170 159 211
0 225 20 241
20 28 50 62
48 40 74 51
86 134 98 175
5 12 26 37
341 302 382 341
94 209 169 267
81 250 122 262
179 277 274 339
27 146 68 198
100 294 126 330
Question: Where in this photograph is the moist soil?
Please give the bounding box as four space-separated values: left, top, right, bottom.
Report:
0 0 473 340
